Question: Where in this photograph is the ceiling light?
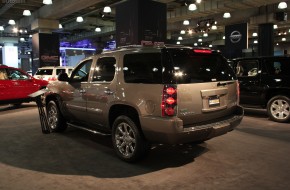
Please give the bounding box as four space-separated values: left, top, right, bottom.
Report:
23 10 31 16
223 36 225 39
178 36 183 40
276 43 279 45
59 24 63 29
198 38 202 42
176 41 180 45
183 20 190 25
8 19 16 25
13 27 18 33
211 25 217 30
188 29 193 35
203 33 208 37
274 24 278 29
209 44 213 47
223 12 231 18
29 35 32 38
196 0 202 3
282 37 286 41
188 3 197 11
180 30 186 34
194 43 198 46
76 16 84 22
95 27 101 32
20 38 25 42
254 40 258 44
0 26 4 31
252 32 258 37
278 2 287 9
103 6 111 13
43 0 52 5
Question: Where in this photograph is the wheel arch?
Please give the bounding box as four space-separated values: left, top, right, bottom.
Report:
108 104 144 135
265 88 290 106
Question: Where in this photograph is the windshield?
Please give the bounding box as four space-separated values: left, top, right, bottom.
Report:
162 48 236 84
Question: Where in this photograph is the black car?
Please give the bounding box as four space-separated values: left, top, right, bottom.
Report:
232 56 290 123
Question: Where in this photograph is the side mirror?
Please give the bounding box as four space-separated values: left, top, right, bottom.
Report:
58 73 69 82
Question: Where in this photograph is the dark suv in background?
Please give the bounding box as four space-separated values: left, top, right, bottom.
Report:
232 56 290 123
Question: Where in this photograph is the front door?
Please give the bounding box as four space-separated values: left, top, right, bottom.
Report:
65 58 93 121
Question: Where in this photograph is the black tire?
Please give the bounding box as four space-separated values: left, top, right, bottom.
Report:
12 103 22 107
267 95 290 123
112 115 150 162
46 100 67 132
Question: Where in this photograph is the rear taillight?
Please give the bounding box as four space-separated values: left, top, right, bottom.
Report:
48 77 57 81
236 81 240 104
193 49 212 54
162 85 177 116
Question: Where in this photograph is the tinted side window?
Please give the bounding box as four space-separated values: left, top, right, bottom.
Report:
56 69 66 75
123 53 162 84
70 59 93 82
236 60 259 77
8 69 29 80
265 58 290 76
36 69 53 75
93 57 116 82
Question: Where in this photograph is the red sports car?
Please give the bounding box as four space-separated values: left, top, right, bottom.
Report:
0 65 48 106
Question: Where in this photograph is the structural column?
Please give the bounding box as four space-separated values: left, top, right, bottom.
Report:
31 19 59 74
258 23 274 56
115 0 166 47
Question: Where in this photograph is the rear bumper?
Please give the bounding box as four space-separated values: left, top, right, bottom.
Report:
140 105 244 144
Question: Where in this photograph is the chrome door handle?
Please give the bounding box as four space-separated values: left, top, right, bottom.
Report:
104 89 113 95
79 89 86 93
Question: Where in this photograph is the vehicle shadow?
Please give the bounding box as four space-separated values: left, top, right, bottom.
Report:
0 126 208 178
243 108 268 118
0 103 37 113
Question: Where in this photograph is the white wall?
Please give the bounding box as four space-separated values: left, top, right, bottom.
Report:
2 45 18 68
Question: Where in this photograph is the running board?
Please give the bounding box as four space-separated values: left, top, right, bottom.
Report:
67 123 111 136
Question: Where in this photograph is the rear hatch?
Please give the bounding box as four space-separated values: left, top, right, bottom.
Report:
162 48 238 125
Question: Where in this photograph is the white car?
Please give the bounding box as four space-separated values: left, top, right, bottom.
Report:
34 66 74 82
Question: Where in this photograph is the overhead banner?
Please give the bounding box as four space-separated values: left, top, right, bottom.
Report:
225 23 248 59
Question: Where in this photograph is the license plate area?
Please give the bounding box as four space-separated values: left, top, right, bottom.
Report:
209 96 220 107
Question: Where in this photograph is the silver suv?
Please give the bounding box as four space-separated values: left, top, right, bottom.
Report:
44 45 243 162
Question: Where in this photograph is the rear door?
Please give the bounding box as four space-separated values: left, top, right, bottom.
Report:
235 59 262 106
162 49 238 125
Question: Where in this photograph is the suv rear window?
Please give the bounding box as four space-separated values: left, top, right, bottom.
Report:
162 49 236 84
123 49 236 84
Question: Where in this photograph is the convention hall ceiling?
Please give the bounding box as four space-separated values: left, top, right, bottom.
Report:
0 0 289 46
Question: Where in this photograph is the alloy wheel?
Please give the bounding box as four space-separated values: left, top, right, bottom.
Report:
47 105 58 130
114 122 136 158
270 99 290 120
